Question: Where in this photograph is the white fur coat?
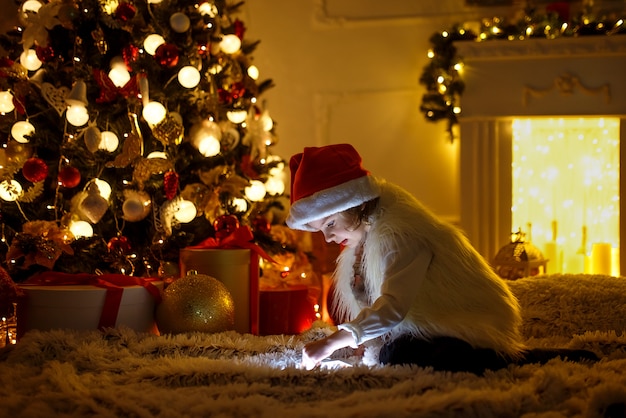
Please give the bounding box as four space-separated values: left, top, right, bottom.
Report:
331 178 526 356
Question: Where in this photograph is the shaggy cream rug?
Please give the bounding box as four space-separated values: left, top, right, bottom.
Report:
1 274 626 418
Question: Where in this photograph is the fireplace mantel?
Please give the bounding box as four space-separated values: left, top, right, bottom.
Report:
456 35 626 61
456 35 626 270
456 35 626 120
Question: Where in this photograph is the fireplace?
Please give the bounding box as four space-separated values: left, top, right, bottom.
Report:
456 35 626 275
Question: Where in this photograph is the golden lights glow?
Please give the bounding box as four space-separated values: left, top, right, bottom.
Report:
512 117 620 275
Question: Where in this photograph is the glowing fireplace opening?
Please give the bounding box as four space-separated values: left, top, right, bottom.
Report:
455 35 626 278
511 117 620 275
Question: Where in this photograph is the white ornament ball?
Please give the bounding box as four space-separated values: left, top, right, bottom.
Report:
169 12 190 33
122 190 152 222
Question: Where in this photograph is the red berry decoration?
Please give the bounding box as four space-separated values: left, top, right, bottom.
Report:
22 157 48 183
115 2 136 22
163 171 178 200
197 43 209 57
230 82 246 100
213 214 239 240
57 166 81 188
107 236 132 255
154 43 179 68
122 45 139 67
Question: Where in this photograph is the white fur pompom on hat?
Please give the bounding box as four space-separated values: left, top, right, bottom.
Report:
286 143 380 231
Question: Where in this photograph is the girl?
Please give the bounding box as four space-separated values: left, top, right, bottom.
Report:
286 143 596 373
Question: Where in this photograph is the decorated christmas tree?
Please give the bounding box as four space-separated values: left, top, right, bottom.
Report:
0 0 293 283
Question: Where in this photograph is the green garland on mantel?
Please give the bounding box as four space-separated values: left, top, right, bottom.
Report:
419 5 626 141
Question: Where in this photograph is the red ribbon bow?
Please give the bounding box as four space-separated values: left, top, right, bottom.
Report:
92 68 140 104
21 272 162 330
190 225 276 263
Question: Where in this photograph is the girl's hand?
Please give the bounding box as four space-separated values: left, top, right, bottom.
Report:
301 329 355 370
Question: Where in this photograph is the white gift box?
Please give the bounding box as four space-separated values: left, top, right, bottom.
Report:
18 282 163 336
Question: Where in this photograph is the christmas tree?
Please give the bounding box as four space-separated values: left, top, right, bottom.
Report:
0 0 292 282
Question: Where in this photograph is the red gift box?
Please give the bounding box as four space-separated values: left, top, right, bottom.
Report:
259 285 316 335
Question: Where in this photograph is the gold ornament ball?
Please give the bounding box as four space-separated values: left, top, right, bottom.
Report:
156 272 235 334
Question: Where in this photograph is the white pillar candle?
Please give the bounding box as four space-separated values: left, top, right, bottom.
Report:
590 242 612 275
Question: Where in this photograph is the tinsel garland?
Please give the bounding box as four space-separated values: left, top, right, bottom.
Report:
419 5 626 140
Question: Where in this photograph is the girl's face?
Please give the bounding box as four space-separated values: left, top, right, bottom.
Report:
308 213 368 248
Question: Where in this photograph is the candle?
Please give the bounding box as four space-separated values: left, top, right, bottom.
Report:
591 242 612 275
544 242 561 274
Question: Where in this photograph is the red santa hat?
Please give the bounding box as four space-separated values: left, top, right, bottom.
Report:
286 143 380 231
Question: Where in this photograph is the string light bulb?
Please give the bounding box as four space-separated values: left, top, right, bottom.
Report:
108 66 131 88
93 178 111 200
190 119 221 157
99 131 119 152
226 109 247 124
0 179 23 201
245 180 266 202
69 220 93 238
19 49 42 71
66 105 90 126
0 91 15 113
220 34 241 54
174 199 197 223
11 120 35 143
20 0 42 16
178 66 201 88
247 65 259 80
143 34 165 55
142 101 167 126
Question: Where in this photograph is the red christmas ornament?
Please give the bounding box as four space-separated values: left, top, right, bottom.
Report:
154 43 179 68
22 157 48 183
57 166 81 188
163 171 178 200
213 214 239 240
115 2 136 22
233 19 246 39
107 236 132 255
35 45 55 63
252 216 271 235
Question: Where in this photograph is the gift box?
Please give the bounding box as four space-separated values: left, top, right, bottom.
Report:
17 272 162 338
259 285 316 335
180 248 259 335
